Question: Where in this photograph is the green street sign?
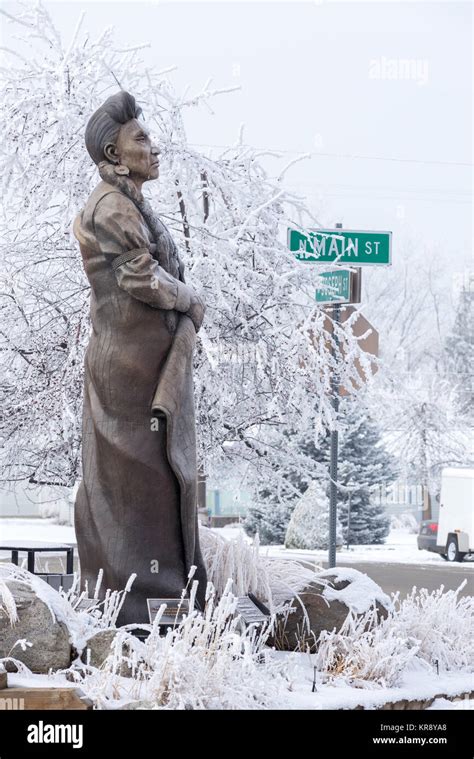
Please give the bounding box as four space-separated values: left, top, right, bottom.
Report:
288 228 392 266
316 270 351 304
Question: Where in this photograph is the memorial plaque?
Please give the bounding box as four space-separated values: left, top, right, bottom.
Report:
235 595 270 628
147 598 190 626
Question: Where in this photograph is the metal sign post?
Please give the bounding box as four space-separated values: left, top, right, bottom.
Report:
289 222 384 569
328 222 342 568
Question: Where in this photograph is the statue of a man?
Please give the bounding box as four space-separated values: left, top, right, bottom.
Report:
73 91 207 625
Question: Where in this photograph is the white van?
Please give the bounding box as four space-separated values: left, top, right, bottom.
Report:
437 468 474 562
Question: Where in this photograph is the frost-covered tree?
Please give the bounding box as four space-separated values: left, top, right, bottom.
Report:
363 242 450 377
285 479 343 550
363 247 471 512
336 401 394 544
360 254 472 524
0 4 367 498
383 374 471 514
444 276 474 422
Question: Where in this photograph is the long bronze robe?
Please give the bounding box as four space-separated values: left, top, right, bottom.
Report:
73 173 207 625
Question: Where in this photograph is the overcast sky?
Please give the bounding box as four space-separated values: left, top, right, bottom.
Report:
2 0 472 275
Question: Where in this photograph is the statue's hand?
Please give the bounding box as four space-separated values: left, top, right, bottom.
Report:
187 292 206 332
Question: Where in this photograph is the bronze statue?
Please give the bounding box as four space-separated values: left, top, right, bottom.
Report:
73 91 207 625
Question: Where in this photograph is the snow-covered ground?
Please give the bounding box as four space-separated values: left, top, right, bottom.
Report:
4 654 473 711
1 523 473 711
0 518 76 547
270 529 474 567
271 654 474 710
215 523 474 567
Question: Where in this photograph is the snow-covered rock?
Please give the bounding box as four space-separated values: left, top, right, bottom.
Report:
284 480 343 551
270 567 390 652
0 580 71 673
79 629 136 677
80 629 119 669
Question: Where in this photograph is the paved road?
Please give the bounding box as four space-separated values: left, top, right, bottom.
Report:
302 558 474 598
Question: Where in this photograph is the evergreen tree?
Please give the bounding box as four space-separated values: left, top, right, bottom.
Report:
337 401 396 544
244 403 396 545
243 496 295 545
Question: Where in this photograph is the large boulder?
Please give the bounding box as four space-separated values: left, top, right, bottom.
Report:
79 629 119 669
79 630 144 678
0 581 71 673
268 568 390 652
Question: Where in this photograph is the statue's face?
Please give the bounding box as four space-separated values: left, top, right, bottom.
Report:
108 119 160 183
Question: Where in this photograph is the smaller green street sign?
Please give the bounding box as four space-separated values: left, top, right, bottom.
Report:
316 270 351 304
288 228 392 266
